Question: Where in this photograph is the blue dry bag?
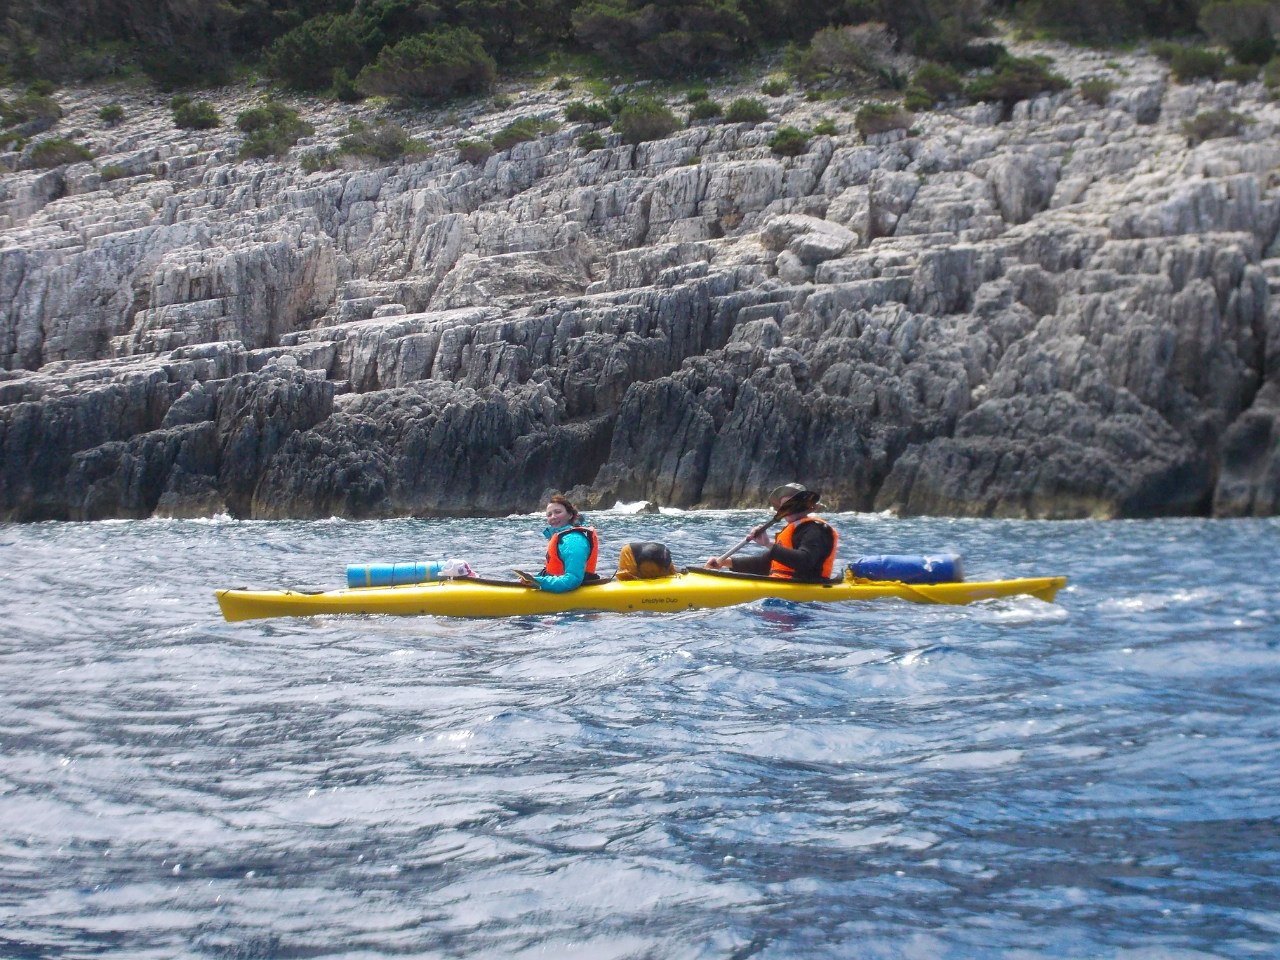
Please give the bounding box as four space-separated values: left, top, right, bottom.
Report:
347 561 448 588
846 554 963 584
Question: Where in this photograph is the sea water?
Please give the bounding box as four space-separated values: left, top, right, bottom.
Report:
1 512 1277 959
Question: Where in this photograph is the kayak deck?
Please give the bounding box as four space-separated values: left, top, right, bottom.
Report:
216 570 1067 622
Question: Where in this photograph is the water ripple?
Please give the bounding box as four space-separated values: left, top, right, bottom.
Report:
1 516 1278 958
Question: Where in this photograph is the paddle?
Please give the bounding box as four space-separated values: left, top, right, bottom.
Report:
714 508 789 565
714 491 821 566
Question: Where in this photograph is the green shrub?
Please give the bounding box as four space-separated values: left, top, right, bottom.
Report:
337 120 427 163
785 23 895 87
812 118 838 136
99 163 130 181
267 12 381 92
552 76 574 91
854 101 911 137
1183 108 1252 144
1013 0 1197 45
768 125 810 156
1078 77 1116 107
491 93 514 110
1 93 61 127
688 99 722 121
903 86 931 111
572 0 751 78
564 100 611 123
613 97 680 144
1199 0 1277 66
1168 47 1228 83
300 149 337 173
28 137 92 168
330 69 362 103
236 102 297 134
356 28 496 101
172 100 220 130
686 88 709 103
26 79 55 96
906 62 963 109
1224 62 1261 83
724 97 768 123
761 77 788 96
237 104 314 159
577 130 607 150
967 55 1069 116
139 40 232 90
457 139 494 163
97 103 125 125
1265 56 1280 93
492 117 558 150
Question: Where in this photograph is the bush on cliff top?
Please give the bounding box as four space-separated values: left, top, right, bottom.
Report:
784 23 898 88
613 98 680 144
337 119 430 164
854 101 911 138
492 117 559 150
266 12 385 93
172 99 220 130
903 62 963 110
967 55 1069 117
572 0 751 77
1159 45 1230 83
355 28 496 101
1009 0 1201 45
723 97 768 123
564 101 611 124
26 137 92 168
1 92 62 128
236 102 314 160
1182 107 1253 144
768 125 810 156
1199 0 1277 65
457 139 494 164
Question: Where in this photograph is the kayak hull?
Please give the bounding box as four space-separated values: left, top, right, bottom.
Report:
216 571 1067 622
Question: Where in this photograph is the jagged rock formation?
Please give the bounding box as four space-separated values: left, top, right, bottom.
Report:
2 42 1280 521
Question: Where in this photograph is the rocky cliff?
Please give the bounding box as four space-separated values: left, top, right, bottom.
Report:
2 41 1279 521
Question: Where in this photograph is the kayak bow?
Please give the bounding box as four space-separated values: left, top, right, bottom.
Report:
215 569 1067 622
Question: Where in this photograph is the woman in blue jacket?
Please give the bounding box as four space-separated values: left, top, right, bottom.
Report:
516 495 601 592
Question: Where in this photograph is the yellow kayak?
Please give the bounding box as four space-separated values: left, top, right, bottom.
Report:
216 569 1067 622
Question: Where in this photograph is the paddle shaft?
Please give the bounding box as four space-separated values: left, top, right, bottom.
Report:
716 509 788 565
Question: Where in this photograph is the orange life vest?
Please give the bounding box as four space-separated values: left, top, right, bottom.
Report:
542 526 599 577
769 516 838 579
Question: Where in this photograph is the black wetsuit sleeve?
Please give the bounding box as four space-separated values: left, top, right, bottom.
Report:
730 552 772 576
768 522 834 579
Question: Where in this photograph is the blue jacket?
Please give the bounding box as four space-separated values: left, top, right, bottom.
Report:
532 521 593 593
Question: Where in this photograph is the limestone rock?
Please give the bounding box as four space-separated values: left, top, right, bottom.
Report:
3 36 1280 520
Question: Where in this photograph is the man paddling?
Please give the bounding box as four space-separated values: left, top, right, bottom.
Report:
704 483 838 581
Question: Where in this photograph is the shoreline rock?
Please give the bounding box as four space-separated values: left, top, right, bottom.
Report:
2 41 1279 520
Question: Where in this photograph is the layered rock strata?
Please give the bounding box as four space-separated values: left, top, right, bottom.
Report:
2 43 1279 520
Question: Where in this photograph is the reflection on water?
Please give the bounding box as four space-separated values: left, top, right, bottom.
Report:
1 514 1278 958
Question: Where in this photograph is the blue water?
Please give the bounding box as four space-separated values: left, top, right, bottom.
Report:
2 512 1278 959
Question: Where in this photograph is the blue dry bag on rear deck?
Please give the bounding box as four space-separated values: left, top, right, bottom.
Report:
346 559 474 588
846 554 963 584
